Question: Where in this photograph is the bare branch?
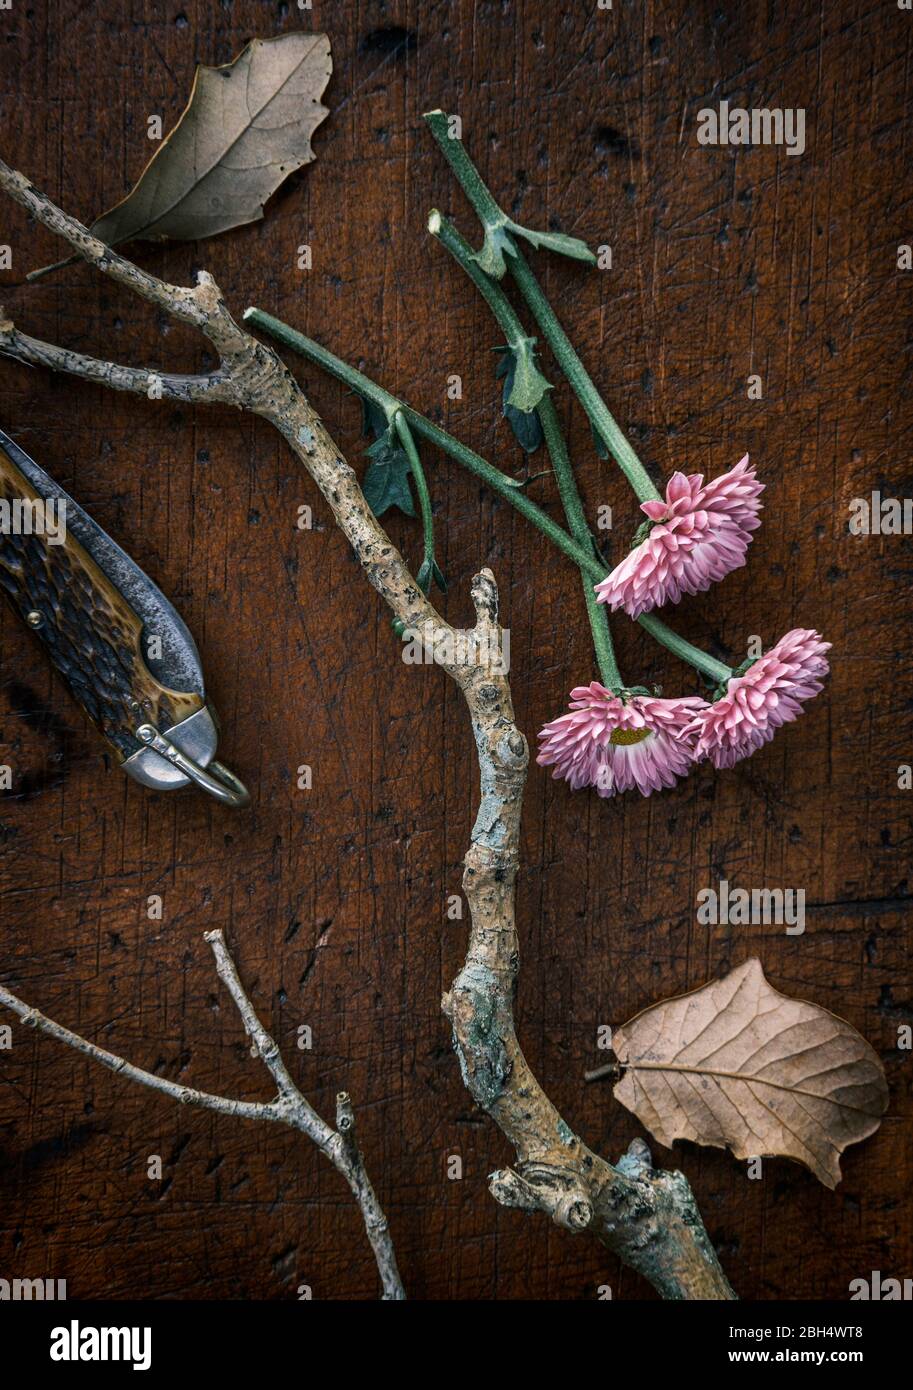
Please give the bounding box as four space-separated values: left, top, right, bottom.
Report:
0 157 214 334
0 976 273 1123
0 313 230 404
203 928 334 1149
200 929 403 1299
0 160 734 1299
0 931 405 1300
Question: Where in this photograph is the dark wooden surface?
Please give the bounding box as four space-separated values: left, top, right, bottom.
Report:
0 0 910 1301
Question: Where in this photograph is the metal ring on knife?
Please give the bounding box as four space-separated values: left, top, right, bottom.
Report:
134 723 251 809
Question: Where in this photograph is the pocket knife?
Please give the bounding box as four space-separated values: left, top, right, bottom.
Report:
0 427 249 807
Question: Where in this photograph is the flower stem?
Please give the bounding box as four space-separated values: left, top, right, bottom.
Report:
429 209 533 353
424 110 505 229
243 308 598 574
243 307 733 686
507 250 661 502
422 109 661 505
638 613 731 685
538 397 622 689
392 411 435 581
429 210 621 690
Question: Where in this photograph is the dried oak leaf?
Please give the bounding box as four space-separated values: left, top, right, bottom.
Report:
612 957 888 1188
31 33 331 276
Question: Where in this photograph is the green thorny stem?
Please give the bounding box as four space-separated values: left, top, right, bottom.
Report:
423 109 661 506
429 210 621 691
242 308 732 688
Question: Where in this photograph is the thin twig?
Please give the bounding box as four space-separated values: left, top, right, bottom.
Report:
0 971 272 1123
0 316 229 403
0 929 404 1300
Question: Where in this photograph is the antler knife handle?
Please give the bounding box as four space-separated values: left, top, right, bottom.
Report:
0 442 203 760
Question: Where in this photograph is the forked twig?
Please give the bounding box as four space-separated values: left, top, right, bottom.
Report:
0 929 404 1300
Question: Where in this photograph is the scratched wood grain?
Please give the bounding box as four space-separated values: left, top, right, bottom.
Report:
0 0 910 1301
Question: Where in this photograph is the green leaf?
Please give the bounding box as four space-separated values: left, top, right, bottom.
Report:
360 395 389 440
495 350 543 454
359 396 416 518
471 220 516 279
505 336 551 413
362 429 416 518
417 555 447 596
507 220 597 265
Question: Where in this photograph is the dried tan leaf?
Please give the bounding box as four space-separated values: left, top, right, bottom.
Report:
612 958 888 1188
30 33 331 277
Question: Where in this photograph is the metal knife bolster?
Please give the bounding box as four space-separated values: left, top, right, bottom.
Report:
0 430 249 807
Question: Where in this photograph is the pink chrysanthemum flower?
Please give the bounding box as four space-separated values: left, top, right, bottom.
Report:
692 629 831 769
537 685 708 798
595 455 764 618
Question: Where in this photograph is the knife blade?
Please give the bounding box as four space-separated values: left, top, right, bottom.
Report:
0 426 249 808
